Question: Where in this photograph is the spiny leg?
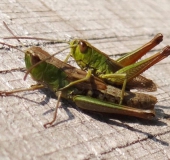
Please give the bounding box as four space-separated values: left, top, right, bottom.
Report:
117 33 163 66
115 45 170 83
43 91 62 128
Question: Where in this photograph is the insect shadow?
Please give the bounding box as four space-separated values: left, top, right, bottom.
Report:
40 88 75 126
9 87 170 146
39 88 170 131
81 106 169 146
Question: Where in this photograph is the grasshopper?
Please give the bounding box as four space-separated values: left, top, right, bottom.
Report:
0 42 158 128
5 33 168 105
66 34 167 103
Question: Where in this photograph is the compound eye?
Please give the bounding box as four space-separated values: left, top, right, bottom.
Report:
31 55 41 65
79 41 88 53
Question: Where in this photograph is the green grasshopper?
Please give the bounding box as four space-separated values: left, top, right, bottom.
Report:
66 34 166 103
5 33 166 105
0 42 159 128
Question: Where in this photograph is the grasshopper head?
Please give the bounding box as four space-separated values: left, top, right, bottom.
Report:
25 51 39 69
70 39 92 70
25 47 42 69
24 47 49 81
70 39 89 54
25 46 51 69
